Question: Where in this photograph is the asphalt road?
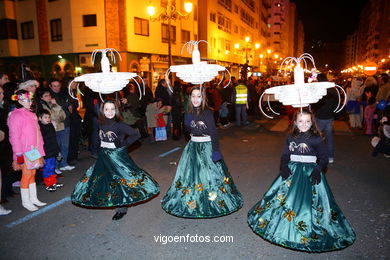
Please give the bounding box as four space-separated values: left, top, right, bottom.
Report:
0 118 389 260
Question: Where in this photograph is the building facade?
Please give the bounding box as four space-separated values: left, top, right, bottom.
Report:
343 0 389 72
0 0 304 85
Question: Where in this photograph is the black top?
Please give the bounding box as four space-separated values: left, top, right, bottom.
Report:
312 88 339 120
99 118 140 148
184 108 222 161
281 132 328 171
155 85 172 106
39 122 60 158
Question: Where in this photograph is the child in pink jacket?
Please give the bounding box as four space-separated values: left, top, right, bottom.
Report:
8 90 46 211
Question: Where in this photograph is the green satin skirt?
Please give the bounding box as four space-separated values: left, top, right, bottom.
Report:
247 161 356 252
161 140 243 218
71 146 159 207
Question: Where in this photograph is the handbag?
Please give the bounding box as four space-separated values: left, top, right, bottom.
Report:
155 127 167 141
23 127 42 170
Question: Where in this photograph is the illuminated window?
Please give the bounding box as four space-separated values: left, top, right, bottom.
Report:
21 21 34 39
50 19 62 41
134 17 149 36
161 24 176 43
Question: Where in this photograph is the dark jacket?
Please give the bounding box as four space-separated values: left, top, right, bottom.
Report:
313 88 339 119
155 86 172 106
39 122 60 158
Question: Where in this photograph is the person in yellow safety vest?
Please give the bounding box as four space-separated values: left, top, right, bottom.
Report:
233 79 249 126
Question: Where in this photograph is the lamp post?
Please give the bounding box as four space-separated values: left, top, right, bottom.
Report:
245 36 250 62
266 49 272 74
147 0 193 67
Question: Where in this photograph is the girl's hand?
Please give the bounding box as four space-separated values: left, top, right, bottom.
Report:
12 160 22 171
310 168 321 185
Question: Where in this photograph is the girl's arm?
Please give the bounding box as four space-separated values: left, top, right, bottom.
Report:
120 122 141 146
314 136 328 171
183 113 192 135
204 110 222 162
7 112 23 160
280 135 292 178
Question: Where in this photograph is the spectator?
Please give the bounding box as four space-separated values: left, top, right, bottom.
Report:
171 80 183 140
37 109 63 191
0 73 10 87
121 83 148 138
49 79 75 171
0 85 16 203
65 79 82 165
155 79 172 135
376 73 390 102
232 79 249 126
8 90 46 211
312 73 339 163
346 77 364 128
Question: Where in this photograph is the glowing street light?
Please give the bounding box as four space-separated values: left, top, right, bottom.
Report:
255 43 260 49
147 5 155 16
147 0 193 67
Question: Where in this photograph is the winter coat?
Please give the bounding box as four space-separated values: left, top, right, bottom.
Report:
8 108 45 160
39 122 60 158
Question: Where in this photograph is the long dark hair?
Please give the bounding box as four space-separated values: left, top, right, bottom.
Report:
98 99 123 124
291 108 320 138
188 85 208 115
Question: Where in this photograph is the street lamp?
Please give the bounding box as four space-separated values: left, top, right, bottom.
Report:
245 36 250 62
266 49 272 74
147 0 193 67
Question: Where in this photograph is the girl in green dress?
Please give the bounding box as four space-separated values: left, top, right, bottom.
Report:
248 109 355 252
161 86 243 218
72 100 159 220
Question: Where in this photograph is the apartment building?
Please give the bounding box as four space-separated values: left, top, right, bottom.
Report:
355 0 389 67
0 0 304 82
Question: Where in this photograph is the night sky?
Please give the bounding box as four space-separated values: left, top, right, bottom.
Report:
294 0 368 48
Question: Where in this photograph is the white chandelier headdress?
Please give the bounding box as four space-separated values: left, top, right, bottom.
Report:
165 40 231 91
259 53 346 118
68 48 145 101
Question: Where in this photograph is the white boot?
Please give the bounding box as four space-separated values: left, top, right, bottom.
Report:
21 188 38 211
29 183 47 206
